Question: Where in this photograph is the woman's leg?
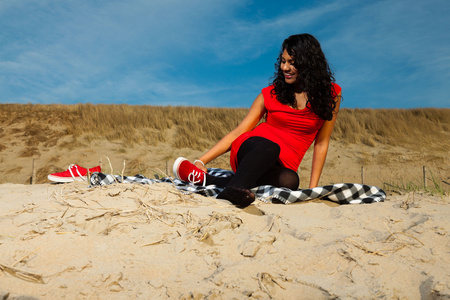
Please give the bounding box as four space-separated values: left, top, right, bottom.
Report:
217 164 299 207
205 136 281 188
217 137 282 207
255 165 300 190
204 173 233 187
229 136 281 189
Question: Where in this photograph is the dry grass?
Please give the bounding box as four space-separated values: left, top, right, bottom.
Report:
173 107 247 150
36 164 61 183
1 104 449 186
125 158 153 177
1 104 248 149
2 104 448 151
333 108 449 151
19 147 40 158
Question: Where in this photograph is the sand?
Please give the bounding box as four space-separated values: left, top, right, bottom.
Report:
0 181 449 299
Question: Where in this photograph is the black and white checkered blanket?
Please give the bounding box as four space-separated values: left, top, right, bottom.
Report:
90 168 386 204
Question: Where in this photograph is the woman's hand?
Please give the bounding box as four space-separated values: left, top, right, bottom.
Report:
194 160 208 172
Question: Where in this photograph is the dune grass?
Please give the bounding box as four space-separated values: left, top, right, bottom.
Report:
1 104 448 151
1 104 449 190
383 172 447 196
333 108 449 151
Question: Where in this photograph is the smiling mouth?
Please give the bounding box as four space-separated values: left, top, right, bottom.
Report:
284 73 294 79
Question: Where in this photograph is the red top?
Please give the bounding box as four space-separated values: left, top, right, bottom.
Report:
229 83 341 172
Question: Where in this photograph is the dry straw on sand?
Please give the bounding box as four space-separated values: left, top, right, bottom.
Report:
0 179 449 298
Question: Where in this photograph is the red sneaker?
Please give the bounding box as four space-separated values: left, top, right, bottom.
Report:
48 164 101 183
173 157 206 186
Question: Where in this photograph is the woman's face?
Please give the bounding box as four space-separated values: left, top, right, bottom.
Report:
280 49 299 85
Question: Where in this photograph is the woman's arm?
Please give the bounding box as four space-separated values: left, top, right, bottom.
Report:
195 93 266 171
309 93 342 188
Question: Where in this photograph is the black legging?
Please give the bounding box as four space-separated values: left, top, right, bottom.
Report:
205 136 299 190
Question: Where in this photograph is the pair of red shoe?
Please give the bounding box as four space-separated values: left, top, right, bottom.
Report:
173 157 206 186
48 164 101 183
48 159 204 184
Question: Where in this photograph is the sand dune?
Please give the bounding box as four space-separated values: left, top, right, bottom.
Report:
0 181 448 299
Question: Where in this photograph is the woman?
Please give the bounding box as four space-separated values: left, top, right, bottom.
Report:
173 34 341 207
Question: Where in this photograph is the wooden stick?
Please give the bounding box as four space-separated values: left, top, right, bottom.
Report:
361 166 364 185
423 166 427 189
31 158 36 185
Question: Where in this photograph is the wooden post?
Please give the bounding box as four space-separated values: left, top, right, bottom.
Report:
31 158 36 185
361 166 364 184
423 166 427 189
166 161 168 176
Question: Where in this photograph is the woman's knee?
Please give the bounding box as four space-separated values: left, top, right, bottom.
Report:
279 169 299 190
256 166 299 190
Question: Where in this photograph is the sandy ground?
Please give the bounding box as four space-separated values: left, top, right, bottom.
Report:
0 181 449 299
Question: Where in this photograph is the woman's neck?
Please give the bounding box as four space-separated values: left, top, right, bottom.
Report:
294 92 308 110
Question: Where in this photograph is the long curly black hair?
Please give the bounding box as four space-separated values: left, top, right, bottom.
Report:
271 34 337 121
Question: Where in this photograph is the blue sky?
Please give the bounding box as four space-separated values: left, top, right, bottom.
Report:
1 0 449 108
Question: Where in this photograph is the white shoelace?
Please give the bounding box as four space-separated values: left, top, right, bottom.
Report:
67 164 87 182
187 170 206 186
